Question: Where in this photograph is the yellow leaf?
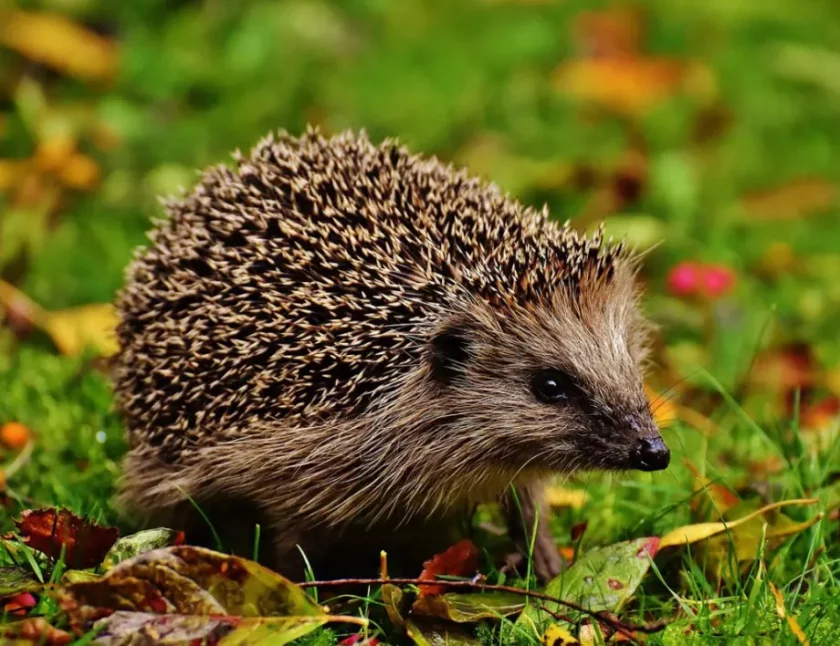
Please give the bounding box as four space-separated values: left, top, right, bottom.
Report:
0 279 118 357
659 498 819 549
43 303 119 357
769 582 810 645
742 178 836 221
542 624 579 645
545 486 589 510
644 384 677 428
0 10 118 82
552 57 686 115
34 133 77 173
0 160 29 192
58 153 101 190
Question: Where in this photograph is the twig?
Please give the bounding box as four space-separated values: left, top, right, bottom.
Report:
298 576 670 636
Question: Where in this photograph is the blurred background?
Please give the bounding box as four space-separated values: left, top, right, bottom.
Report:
1 0 840 531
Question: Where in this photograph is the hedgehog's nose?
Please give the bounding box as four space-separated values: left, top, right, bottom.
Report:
630 436 670 472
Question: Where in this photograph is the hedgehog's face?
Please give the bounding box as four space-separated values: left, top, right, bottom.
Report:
426 277 669 475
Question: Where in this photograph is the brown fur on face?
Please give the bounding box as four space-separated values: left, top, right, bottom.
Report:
114 127 666 581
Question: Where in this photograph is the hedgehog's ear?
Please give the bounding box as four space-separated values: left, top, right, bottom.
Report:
429 327 472 385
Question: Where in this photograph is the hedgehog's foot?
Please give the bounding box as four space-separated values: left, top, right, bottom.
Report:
503 483 563 582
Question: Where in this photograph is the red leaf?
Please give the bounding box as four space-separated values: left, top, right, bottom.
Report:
15 508 119 569
418 539 479 596
635 537 659 559
4 591 37 616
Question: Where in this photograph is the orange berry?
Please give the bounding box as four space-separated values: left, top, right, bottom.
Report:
1 421 31 450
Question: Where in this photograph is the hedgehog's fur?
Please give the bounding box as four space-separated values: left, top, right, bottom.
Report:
114 127 665 581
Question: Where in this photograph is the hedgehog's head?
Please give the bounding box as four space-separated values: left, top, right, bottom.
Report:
424 258 668 476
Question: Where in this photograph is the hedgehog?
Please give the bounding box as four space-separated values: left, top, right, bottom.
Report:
113 127 669 583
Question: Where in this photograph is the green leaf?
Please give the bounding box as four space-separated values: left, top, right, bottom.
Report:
100 528 185 570
518 537 659 634
61 569 101 585
0 567 42 596
411 592 525 623
406 618 482 646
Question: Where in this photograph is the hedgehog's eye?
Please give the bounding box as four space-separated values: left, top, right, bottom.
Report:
531 369 579 404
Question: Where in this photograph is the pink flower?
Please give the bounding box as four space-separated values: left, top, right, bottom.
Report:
701 264 736 298
667 261 702 296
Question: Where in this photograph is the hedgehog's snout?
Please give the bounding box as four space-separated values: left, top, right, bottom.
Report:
619 411 670 472
630 435 670 471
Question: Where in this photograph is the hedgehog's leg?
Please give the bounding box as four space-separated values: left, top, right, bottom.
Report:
503 483 563 582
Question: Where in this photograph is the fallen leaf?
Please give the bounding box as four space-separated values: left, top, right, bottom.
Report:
411 592 524 622
0 10 118 82
572 8 642 58
0 280 118 357
58 152 101 190
43 303 119 356
0 160 29 192
57 546 367 643
543 623 580 645
1 618 71 645
4 591 37 616
101 528 186 570
769 582 810 645
0 421 31 451
90 611 351 646
15 508 119 569
418 539 479 596
552 58 703 116
659 498 820 549
60 570 101 585
519 537 659 634
800 397 840 432
0 567 42 597
741 178 836 221
545 486 589 510
340 635 380 646
750 345 817 413
34 134 76 174
405 618 482 646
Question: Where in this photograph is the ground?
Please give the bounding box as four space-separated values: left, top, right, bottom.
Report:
2 0 840 644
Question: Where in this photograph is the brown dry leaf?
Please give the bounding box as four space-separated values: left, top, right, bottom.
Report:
800 397 840 432
0 10 118 82
16 508 120 569
418 539 479 596
769 582 810 645
741 178 837 221
659 498 819 549
1 618 72 645
552 57 690 115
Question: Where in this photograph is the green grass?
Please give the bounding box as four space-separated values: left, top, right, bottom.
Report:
3 0 840 643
